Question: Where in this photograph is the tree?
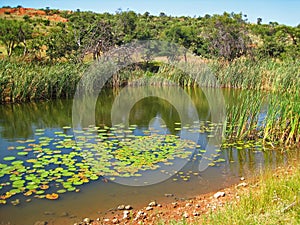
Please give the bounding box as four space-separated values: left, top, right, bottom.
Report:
0 19 32 57
164 25 195 61
115 10 137 43
44 26 76 61
203 13 251 61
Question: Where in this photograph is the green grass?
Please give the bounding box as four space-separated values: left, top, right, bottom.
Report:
203 164 300 225
0 60 87 102
208 58 300 92
0 58 299 146
159 164 300 225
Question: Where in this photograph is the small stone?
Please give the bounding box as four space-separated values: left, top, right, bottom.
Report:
237 182 248 188
112 218 119 224
193 211 200 216
240 177 245 181
172 202 178 208
125 205 132 210
60 212 69 217
213 191 225 199
117 204 125 210
157 204 162 207
83 217 91 224
34 221 47 225
44 211 54 215
185 203 192 207
96 218 100 221
164 193 174 197
26 199 31 203
183 212 189 218
195 204 200 208
123 210 130 219
145 206 153 211
103 218 110 222
148 201 157 207
134 211 145 220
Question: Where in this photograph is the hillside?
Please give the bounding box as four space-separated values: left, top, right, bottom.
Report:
0 7 68 22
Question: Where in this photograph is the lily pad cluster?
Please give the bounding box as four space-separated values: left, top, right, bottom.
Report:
0 124 208 205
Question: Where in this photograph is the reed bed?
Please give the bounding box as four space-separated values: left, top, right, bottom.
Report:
0 59 299 146
0 60 86 103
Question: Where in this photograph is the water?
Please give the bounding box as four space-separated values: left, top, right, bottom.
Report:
0 87 298 225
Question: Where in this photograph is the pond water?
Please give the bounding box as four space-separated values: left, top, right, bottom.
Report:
0 87 298 225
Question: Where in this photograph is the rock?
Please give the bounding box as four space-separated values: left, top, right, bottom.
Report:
240 177 245 181
60 212 69 217
34 221 47 225
164 193 174 197
134 211 146 220
183 212 189 218
157 204 162 207
237 182 248 188
195 204 200 208
213 191 225 199
172 202 178 208
103 219 110 222
44 211 54 215
117 204 125 210
193 211 200 216
125 205 132 210
145 206 153 211
123 210 130 219
185 203 192 207
83 217 91 224
112 218 119 224
148 200 157 207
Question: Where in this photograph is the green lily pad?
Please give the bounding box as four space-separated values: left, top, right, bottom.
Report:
17 151 29 156
3 156 16 161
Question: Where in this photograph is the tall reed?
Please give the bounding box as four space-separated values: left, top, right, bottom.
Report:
0 60 86 102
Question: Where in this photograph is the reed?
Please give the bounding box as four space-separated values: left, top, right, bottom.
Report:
0 60 86 102
0 59 299 146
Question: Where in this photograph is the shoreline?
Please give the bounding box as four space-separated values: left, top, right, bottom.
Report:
71 162 299 225
72 177 250 225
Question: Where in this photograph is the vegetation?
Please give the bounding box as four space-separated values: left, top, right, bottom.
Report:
0 7 299 61
0 7 299 147
158 163 300 225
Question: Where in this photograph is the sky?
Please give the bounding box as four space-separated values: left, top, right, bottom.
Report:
1 0 300 26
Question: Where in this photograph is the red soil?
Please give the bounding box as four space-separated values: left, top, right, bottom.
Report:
0 7 68 23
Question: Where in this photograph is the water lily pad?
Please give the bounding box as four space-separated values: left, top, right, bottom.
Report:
17 151 28 156
3 156 16 161
45 193 59 200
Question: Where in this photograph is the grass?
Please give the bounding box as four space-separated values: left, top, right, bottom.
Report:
208 58 300 92
159 163 300 225
0 60 87 102
203 164 300 225
0 58 299 146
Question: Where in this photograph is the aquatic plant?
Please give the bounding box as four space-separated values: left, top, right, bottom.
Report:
1 123 227 205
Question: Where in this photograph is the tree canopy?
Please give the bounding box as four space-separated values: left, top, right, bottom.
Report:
0 8 299 62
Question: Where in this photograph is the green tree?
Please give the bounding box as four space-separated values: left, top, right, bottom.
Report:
203 13 251 61
0 19 32 57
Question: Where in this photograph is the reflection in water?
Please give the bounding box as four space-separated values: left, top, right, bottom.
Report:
0 87 298 225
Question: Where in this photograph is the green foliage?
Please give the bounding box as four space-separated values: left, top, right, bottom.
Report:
202 13 251 61
0 18 33 56
0 9 299 61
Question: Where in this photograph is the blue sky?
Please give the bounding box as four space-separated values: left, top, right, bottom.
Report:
2 0 299 26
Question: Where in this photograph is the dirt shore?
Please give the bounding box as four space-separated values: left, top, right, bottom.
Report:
72 177 250 225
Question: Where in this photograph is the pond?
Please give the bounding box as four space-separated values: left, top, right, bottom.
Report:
0 87 298 225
